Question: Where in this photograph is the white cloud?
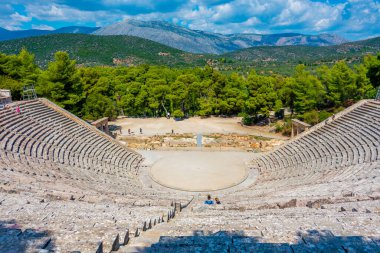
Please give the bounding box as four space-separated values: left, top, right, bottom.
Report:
0 11 31 30
10 12 31 22
25 3 122 25
1 0 379 40
32 24 54 30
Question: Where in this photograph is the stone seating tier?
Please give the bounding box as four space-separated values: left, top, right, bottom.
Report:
0 99 142 177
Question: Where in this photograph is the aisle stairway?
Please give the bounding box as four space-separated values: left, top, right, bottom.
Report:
118 99 380 253
0 98 190 252
1 98 379 252
120 197 380 253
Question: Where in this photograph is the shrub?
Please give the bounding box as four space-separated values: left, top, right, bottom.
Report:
303 110 320 125
172 109 184 118
274 123 284 133
282 120 292 136
242 115 254 125
319 110 332 122
334 106 345 114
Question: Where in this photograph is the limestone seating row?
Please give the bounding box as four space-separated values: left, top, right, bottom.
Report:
0 127 140 178
40 98 140 157
240 162 379 202
242 159 378 200
258 149 379 183
1 145 188 202
252 101 380 178
254 161 378 189
0 99 142 177
0 100 197 252
0 190 178 252
258 123 378 173
0 101 133 170
142 198 379 252
0 150 147 194
1 154 191 252
0 108 135 172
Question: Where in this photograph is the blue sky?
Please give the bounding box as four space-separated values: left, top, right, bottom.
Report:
1 0 379 40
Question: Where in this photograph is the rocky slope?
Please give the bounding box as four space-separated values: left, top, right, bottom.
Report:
93 19 347 54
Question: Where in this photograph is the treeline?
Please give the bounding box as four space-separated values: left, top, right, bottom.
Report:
0 49 379 124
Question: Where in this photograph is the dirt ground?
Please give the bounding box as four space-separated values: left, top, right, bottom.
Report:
143 150 255 192
111 116 288 140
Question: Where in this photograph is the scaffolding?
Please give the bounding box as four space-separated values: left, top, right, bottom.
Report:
0 89 12 109
22 85 38 101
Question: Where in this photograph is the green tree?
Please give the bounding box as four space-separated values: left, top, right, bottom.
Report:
83 93 116 120
37 51 80 108
293 65 325 113
245 71 277 118
364 53 380 88
0 76 22 100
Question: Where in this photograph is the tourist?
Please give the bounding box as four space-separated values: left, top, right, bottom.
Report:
172 129 174 134
215 197 221 204
140 128 142 134
15 105 21 114
204 194 214 205
128 128 131 135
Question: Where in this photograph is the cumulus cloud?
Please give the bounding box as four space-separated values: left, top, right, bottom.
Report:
0 10 31 30
1 0 379 39
24 3 125 27
10 12 31 22
31 24 54 30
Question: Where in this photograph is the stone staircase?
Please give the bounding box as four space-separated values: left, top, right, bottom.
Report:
117 197 380 253
0 98 191 252
117 198 195 253
1 98 379 252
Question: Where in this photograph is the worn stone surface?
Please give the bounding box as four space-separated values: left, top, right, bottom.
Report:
1 99 380 252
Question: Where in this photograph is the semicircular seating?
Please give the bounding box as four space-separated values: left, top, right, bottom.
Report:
0 98 190 252
0 98 142 176
244 100 380 201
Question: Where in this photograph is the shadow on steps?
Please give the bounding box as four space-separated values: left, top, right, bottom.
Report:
130 229 379 253
0 219 54 253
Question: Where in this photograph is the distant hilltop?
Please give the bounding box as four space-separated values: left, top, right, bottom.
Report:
94 20 347 54
1 19 347 54
0 26 100 41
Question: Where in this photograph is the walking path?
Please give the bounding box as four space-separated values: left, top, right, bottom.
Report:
112 116 288 140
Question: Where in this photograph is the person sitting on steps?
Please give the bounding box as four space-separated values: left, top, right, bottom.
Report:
215 197 221 204
204 194 214 205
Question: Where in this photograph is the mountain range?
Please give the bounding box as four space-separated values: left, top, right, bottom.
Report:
93 20 347 54
0 33 378 75
0 26 99 41
0 20 348 54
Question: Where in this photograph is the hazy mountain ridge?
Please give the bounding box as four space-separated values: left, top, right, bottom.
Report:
0 26 100 41
93 20 348 54
224 36 380 61
0 34 206 68
0 33 377 75
0 20 349 54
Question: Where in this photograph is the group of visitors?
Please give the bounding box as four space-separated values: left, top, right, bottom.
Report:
127 128 143 135
204 194 221 205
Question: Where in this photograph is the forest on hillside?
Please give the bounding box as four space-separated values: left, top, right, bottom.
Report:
0 49 379 133
0 34 379 76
